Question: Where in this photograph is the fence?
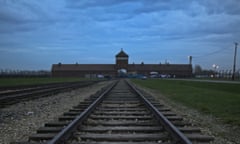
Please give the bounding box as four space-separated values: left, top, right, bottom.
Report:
195 69 240 80
0 69 51 77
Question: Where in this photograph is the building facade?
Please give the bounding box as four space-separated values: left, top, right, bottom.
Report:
52 50 192 78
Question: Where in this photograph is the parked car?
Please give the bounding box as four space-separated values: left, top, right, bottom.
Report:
141 76 147 80
159 74 171 78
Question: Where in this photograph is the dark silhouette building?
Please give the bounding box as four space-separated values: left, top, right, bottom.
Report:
52 49 192 78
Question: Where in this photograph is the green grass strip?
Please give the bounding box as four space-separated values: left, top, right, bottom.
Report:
132 79 240 125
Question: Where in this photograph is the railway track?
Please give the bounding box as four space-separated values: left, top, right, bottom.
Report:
0 81 98 108
12 79 213 144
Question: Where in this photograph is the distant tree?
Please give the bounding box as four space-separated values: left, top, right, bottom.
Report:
194 65 202 75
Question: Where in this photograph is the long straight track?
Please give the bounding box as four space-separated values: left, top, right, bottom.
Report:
12 79 213 144
0 81 96 108
74 80 170 143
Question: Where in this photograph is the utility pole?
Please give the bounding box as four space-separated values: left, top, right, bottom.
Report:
232 42 238 80
188 56 192 65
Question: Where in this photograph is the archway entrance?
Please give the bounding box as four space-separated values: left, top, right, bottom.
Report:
117 69 127 77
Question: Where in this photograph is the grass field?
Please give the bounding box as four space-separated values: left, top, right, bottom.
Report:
0 77 92 87
132 79 240 125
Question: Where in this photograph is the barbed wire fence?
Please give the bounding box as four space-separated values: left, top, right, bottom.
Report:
217 69 240 80
195 69 240 80
0 69 51 77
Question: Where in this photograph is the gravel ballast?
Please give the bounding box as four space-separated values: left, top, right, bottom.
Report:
0 81 111 144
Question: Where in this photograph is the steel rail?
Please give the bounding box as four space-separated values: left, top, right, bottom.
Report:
47 80 118 144
0 81 101 97
0 80 99 91
126 80 192 144
0 82 95 105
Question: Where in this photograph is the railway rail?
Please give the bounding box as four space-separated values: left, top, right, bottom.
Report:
12 79 213 144
0 81 98 108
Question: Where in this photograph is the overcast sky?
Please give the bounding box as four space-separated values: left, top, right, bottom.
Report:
0 0 240 71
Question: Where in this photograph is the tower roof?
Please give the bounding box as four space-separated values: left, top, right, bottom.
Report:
115 49 129 57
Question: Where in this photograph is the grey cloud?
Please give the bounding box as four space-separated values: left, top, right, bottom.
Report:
132 0 240 17
0 9 26 23
0 0 39 23
65 0 139 21
93 12 134 22
65 0 202 23
199 0 240 15
0 0 56 33
0 40 20 47
66 0 136 9
132 0 198 15
0 23 38 33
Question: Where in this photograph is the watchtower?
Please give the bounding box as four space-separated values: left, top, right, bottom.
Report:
115 49 129 70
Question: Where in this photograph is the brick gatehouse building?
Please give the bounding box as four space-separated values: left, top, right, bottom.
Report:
52 49 192 78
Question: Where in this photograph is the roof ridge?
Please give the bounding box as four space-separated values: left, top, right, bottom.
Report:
116 49 129 57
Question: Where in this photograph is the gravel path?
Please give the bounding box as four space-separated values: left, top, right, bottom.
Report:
137 85 240 144
0 81 111 144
